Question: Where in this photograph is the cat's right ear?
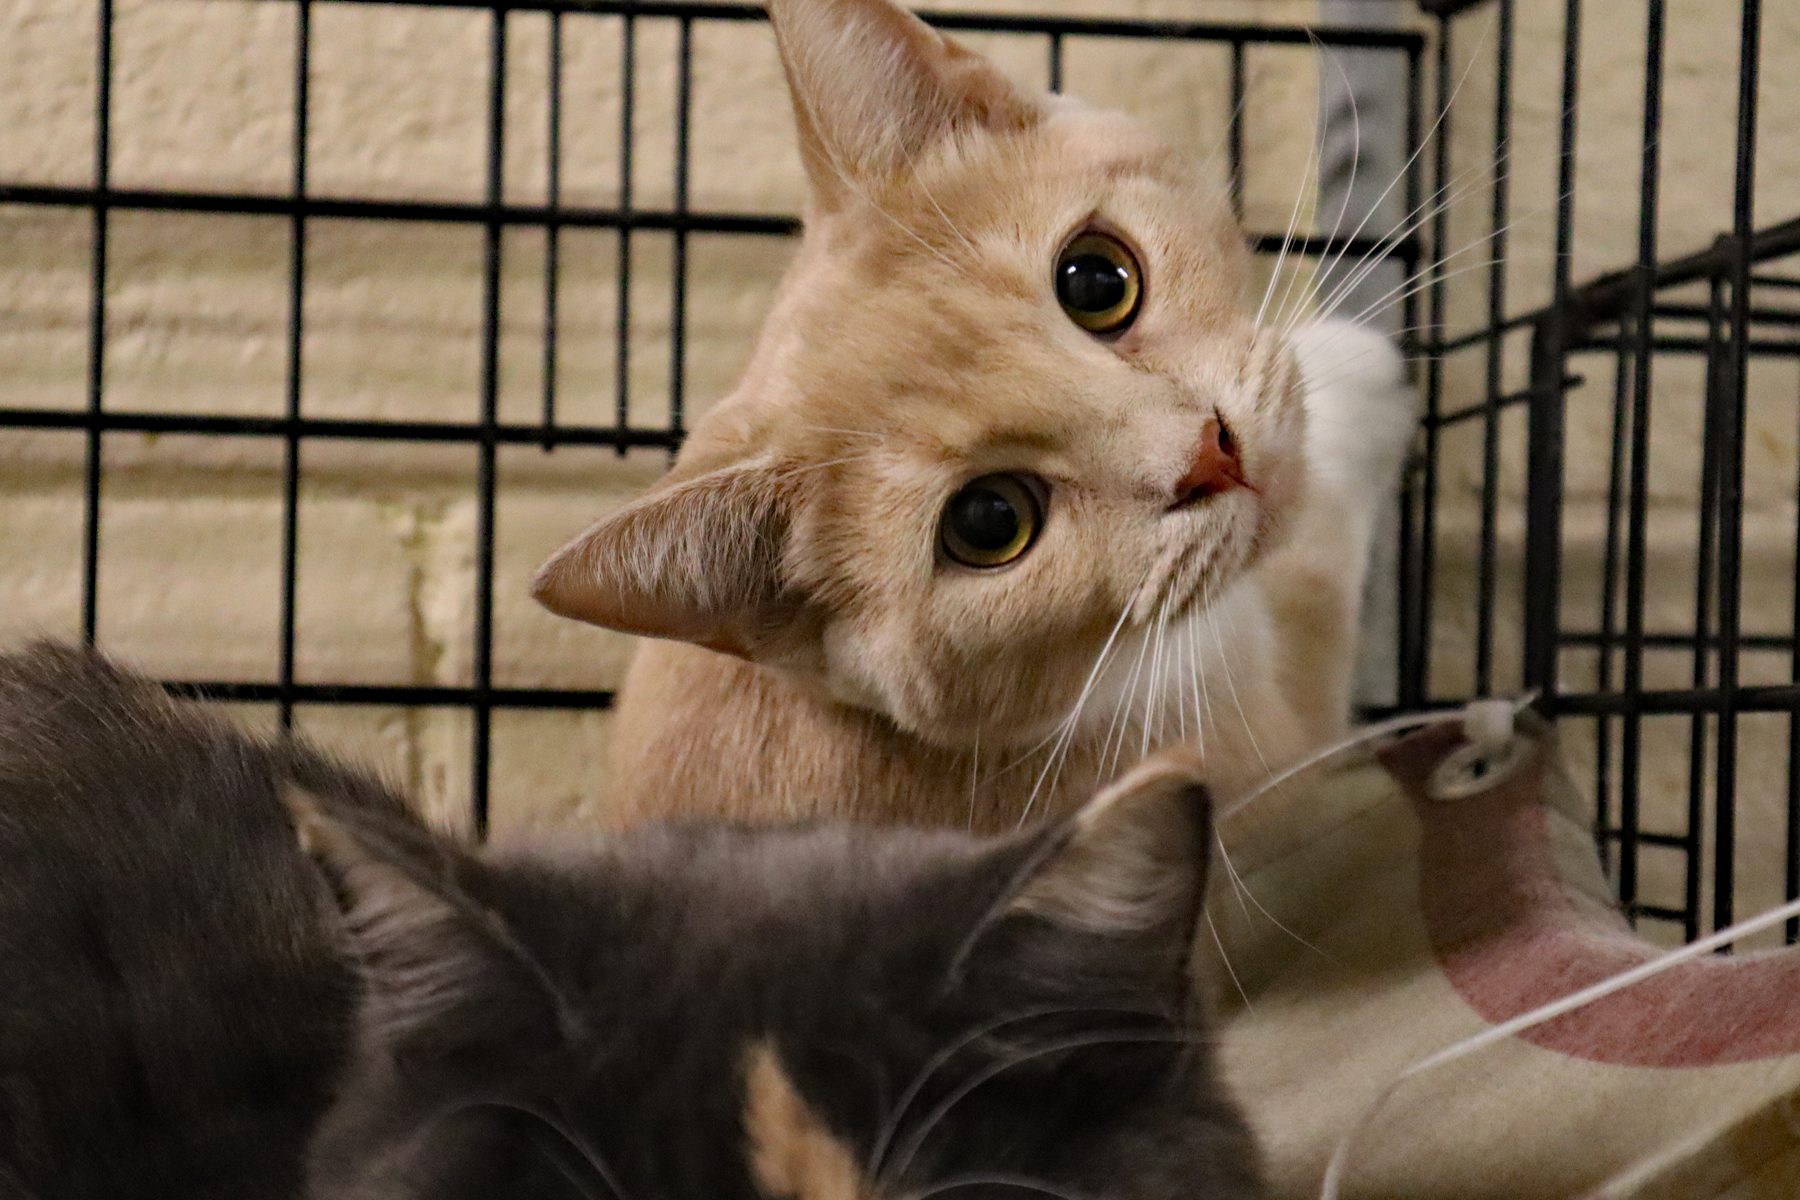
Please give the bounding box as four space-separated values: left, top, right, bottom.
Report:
768 0 1040 209
532 460 795 659
960 751 1213 1011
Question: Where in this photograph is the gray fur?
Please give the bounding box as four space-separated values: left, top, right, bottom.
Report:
0 644 1259 1199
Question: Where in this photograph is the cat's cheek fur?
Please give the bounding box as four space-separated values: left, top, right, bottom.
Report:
819 619 920 720
801 455 1277 748
818 563 1124 746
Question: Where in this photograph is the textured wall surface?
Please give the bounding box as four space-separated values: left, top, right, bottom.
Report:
1 0 1795 910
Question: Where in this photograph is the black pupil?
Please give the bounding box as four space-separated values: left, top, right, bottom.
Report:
949 486 1021 552
1058 254 1128 313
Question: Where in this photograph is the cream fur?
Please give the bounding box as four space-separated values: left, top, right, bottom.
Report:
533 0 1413 831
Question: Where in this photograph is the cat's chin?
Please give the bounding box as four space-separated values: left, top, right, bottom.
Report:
1118 499 1270 632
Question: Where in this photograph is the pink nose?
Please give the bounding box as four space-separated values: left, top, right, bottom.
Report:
1174 418 1248 505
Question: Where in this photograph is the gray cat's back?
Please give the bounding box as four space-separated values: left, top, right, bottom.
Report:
0 645 362 1200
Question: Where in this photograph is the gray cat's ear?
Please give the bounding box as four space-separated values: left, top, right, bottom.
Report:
769 0 1040 207
532 459 795 659
1010 751 1212 940
283 786 573 1067
967 752 1212 1005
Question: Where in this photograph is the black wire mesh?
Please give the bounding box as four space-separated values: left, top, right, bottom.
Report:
1402 0 1797 945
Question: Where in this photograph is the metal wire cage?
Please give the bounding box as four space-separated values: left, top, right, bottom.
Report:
3 0 1792 944
1400 0 1797 947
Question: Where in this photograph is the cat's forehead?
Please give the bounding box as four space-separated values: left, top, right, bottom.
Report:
767 325 1256 481
898 105 1238 256
463 810 1252 1200
742 1040 875 1200
680 111 1253 477
911 102 1202 202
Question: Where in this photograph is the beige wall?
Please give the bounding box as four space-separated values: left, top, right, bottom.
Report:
1 0 1796 915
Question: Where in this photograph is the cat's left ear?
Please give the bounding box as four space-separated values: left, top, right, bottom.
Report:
966 752 1212 1008
283 786 575 1076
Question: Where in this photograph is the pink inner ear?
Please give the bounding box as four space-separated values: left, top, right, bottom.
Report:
531 461 793 660
1382 727 1800 1067
532 526 758 658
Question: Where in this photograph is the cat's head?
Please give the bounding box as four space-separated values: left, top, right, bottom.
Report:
533 0 1307 748
295 751 1259 1200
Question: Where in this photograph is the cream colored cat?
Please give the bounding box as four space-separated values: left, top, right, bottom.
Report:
534 0 1413 832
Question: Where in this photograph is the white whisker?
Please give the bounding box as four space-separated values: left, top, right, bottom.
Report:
1139 597 1170 759
1325 193 1567 333
797 424 886 440
1290 160 1504 335
1017 578 1149 827
1209 599 1270 778
1100 608 1156 783
1254 84 1326 330
1204 907 1254 1016
882 1029 1197 1189
1297 18 1494 332
1214 829 1334 963
780 450 889 474
1288 26 1366 335
915 174 983 262
869 1004 1164 1181
967 722 980 832
1296 158 1525 336
1188 608 1217 762
788 80 970 279
1264 10 1498 337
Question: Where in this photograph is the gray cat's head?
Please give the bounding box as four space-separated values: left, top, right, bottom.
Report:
295 752 1259 1200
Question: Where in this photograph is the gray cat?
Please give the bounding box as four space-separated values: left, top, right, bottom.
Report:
0 644 1259 1200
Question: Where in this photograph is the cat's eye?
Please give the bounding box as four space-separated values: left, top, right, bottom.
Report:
1055 232 1142 334
939 474 1043 569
